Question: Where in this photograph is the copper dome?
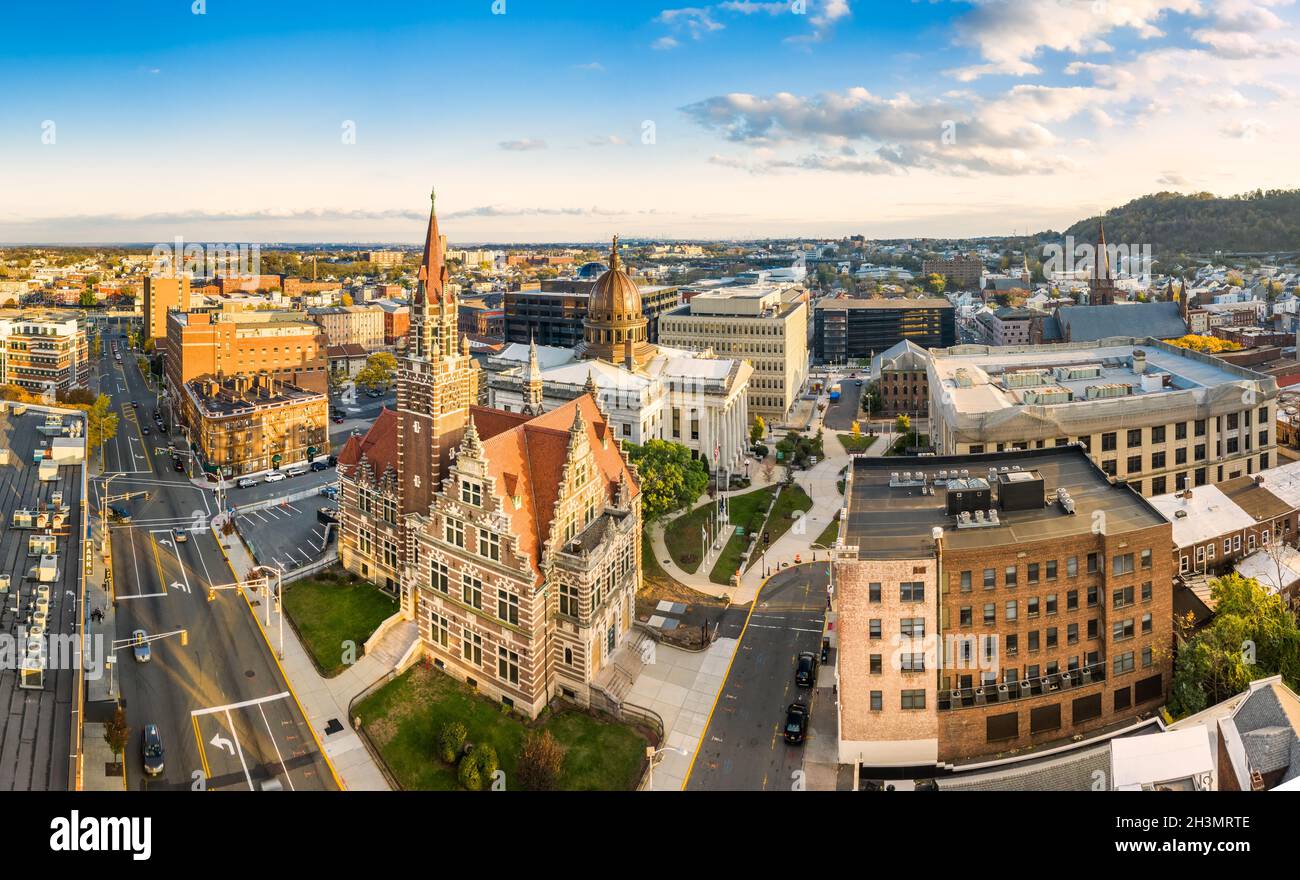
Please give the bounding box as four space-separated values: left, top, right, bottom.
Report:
589 235 642 324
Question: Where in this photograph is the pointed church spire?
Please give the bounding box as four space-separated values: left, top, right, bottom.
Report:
418 186 447 305
570 399 587 437
583 368 598 399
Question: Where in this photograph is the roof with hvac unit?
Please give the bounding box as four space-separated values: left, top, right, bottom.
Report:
928 337 1276 445
842 445 1167 559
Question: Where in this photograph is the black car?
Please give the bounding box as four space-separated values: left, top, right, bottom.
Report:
310 460 329 472
141 724 165 777
172 457 185 472
795 651 817 688
784 702 810 745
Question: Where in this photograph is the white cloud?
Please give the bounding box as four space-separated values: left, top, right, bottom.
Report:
652 35 681 50
1220 118 1273 140
573 61 605 72
498 138 548 151
587 135 628 147
1157 171 1191 185
657 7 725 40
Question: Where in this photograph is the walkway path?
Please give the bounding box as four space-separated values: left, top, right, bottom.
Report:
649 414 886 604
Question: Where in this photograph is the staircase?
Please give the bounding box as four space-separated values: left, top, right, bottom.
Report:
595 628 652 703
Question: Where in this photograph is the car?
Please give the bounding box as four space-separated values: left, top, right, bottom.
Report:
141 724 165 777
264 472 286 484
311 460 329 472
784 702 810 745
318 485 338 499
237 477 257 489
131 402 139 409
317 506 339 525
172 528 188 544
131 629 151 663
141 426 150 435
327 455 338 467
332 416 345 424
795 651 818 688
172 457 185 473
108 503 131 523
286 467 308 478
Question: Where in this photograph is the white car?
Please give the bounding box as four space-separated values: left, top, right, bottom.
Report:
264 472 287 484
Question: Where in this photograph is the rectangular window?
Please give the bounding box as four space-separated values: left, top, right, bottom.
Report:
431 560 449 594
960 570 972 592
462 573 483 610
1112 553 1135 576
900 618 925 639
498 589 519 625
983 603 995 626
478 528 500 562
983 568 996 589
1004 566 1017 588
869 691 882 711
463 632 482 666
1113 651 1135 675
1045 559 1057 580
498 645 519 684
445 518 465 548
460 480 482 507
901 689 926 710
1112 586 1135 609
869 654 882 675
1112 618 1135 641
869 582 881 603
1027 562 1040 584
1067 556 1078 578
559 583 579 617
1005 600 1017 622
869 619 881 639
900 581 924 602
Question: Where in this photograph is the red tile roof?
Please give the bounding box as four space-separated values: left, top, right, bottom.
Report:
477 395 638 580
469 405 530 441
337 406 398 481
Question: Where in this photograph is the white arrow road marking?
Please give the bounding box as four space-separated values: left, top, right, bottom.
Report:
171 581 189 594
210 733 235 756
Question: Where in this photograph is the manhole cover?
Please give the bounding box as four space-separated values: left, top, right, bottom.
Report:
244 670 255 678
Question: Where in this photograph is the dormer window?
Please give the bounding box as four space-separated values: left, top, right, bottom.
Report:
461 480 482 507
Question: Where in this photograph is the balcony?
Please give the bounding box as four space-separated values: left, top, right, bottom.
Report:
937 660 1107 711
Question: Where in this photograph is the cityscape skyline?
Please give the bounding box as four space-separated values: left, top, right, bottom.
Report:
3 0 1299 243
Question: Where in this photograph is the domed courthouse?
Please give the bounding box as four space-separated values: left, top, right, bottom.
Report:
485 237 753 475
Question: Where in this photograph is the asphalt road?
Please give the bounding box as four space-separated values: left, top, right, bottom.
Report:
685 565 829 791
823 377 865 431
92 324 337 791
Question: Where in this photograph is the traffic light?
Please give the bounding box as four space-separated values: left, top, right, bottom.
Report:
180 629 188 647
207 588 216 602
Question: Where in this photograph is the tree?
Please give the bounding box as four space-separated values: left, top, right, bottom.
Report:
516 730 566 791
1169 573 1300 717
341 293 354 306
79 289 97 308
355 351 398 392
895 413 911 434
104 704 129 759
86 394 120 455
624 439 710 521
925 273 947 295
851 420 861 438
750 415 766 445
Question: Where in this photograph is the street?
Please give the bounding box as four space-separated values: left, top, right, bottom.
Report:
91 320 338 791
685 565 830 791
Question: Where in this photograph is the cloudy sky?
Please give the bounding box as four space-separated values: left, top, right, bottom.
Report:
1 0 1298 243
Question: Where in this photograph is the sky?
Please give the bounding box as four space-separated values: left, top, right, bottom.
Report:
1 0 1299 244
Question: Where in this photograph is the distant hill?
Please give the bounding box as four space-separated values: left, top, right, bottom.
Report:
1061 190 1300 258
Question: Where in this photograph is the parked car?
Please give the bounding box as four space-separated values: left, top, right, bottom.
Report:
318 485 338 499
327 455 338 467
332 416 345 424
286 467 308 478
108 503 131 523
784 702 810 745
172 528 188 544
132 629 151 663
141 724 165 777
795 651 818 688
264 472 286 484
317 506 339 525
237 477 257 489
310 460 329 472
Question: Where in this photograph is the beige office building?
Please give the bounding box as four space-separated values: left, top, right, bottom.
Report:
926 338 1278 496
658 284 808 425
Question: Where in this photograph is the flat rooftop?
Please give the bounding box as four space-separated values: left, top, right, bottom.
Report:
815 296 952 311
0 404 85 790
931 338 1271 417
843 446 1166 559
187 379 325 416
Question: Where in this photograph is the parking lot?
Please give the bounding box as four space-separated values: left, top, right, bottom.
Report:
234 491 338 572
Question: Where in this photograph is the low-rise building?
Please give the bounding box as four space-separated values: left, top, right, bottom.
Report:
814 296 956 364
834 446 1174 770
0 312 90 393
308 304 386 350
176 372 329 477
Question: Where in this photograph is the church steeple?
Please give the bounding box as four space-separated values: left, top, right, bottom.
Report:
1090 221 1117 306
523 334 545 416
412 186 459 359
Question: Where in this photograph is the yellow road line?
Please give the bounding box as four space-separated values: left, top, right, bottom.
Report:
148 533 168 594
680 575 770 791
192 714 212 783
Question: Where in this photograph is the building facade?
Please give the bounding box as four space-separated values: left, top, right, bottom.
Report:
0 313 90 393
922 255 983 291
814 296 956 364
308 304 386 350
658 283 807 424
927 339 1278 496
834 447 1174 769
143 274 191 344
503 278 681 348
164 309 330 398
176 372 328 476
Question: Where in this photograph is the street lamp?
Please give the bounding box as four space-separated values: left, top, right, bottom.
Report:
255 563 286 660
644 746 688 791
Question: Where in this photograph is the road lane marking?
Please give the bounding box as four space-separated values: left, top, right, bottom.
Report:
192 691 292 717
258 702 296 791
224 709 255 790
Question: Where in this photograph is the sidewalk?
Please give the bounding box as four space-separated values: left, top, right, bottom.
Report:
213 526 407 791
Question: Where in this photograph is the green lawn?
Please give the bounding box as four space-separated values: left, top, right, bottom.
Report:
815 512 841 548
740 484 814 574
885 432 930 456
667 485 774 576
282 573 398 677
355 663 648 791
707 485 779 584
836 433 875 454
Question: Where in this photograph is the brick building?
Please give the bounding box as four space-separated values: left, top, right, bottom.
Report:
143 274 192 344
834 446 1174 771
164 309 330 400
869 339 930 418
921 254 983 291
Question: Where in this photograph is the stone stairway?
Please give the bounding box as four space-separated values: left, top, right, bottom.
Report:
595 628 653 703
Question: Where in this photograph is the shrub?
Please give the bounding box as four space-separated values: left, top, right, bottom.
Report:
476 743 499 785
457 752 483 791
516 730 566 791
436 721 467 764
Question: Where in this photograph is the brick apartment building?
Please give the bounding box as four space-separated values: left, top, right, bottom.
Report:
308 304 386 350
143 274 192 344
921 254 984 291
164 310 330 398
0 312 90 393
870 339 930 418
834 446 1174 770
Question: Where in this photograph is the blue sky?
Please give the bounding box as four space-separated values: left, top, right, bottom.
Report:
2 0 1299 243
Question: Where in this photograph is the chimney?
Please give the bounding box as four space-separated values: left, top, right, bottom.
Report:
1131 349 1147 375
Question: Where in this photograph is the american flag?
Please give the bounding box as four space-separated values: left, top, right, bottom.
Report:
713 440 719 462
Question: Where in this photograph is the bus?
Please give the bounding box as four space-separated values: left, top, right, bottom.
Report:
829 382 841 402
